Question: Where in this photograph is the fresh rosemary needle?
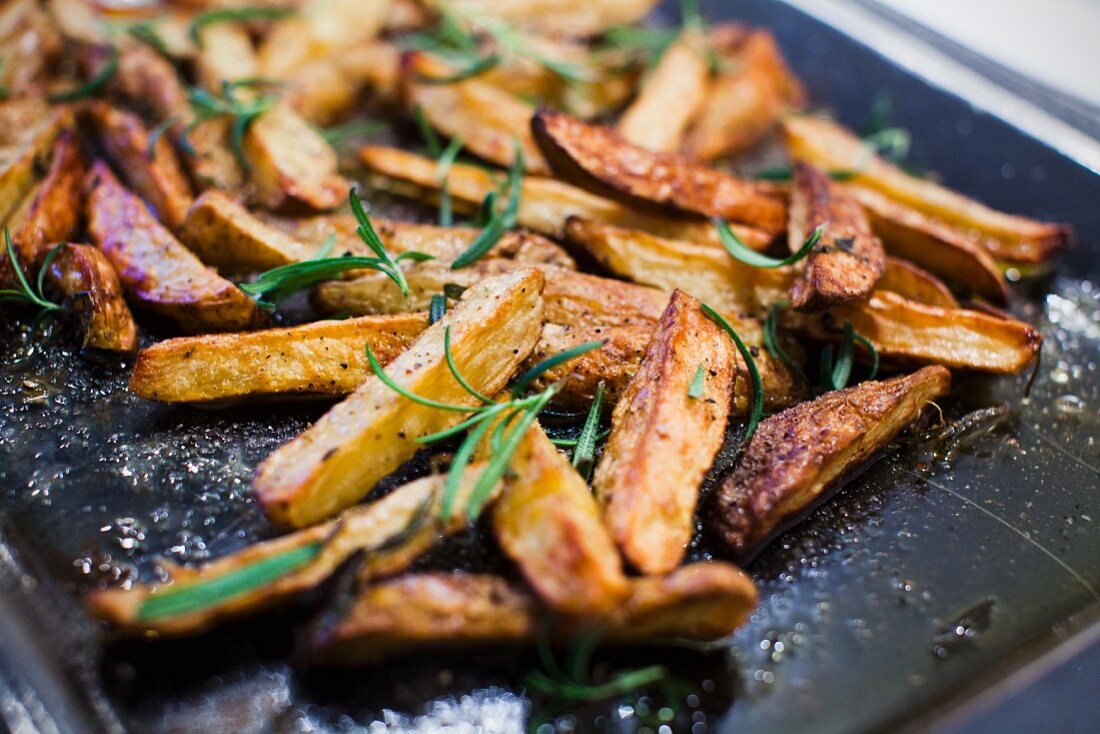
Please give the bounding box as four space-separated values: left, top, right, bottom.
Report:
701 304 763 445
716 220 825 269
0 229 64 313
451 143 525 269
47 45 118 103
188 7 293 44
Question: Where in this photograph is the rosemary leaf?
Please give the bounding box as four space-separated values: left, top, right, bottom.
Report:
0 230 63 312
701 304 763 445
48 46 118 103
571 381 605 478
189 7 293 44
687 364 706 399
416 53 501 84
428 294 447 324
451 144 524 269
436 136 465 227
444 325 494 403
716 220 825 269
763 301 807 383
511 340 604 397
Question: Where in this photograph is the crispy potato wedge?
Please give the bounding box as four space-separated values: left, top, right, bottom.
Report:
404 52 550 175
787 162 884 312
307 562 755 665
880 256 957 308
708 366 950 559
683 29 805 161
617 28 709 153
532 109 787 233
46 244 139 355
178 191 318 275
594 290 735 574
0 101 66 227
130 313 427 403
244 104 350 212
258 0 391 79
289 41 402 122
420 0 660 37
784 116 1072 264
253 268 545 527
360 145 772 249
88 466 500 636
85 162 267 333
851 185 1008 304
490 422 629 615
7 128 85 266
823 290 1041 373
85 102 195 230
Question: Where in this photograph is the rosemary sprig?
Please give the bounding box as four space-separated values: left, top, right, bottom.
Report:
687 364 706 399
318 120 390 150
349 187 433 295
701 304 763 445
436 136 465 227
416 53 502 84
571 381 605 479
763 301 807 383
819 321 878 390
451 144 524 269
716 220 825 269
185 78 282 167
47 45 118 103
428 294 447 324
126 19 169 55
754 166 859 183
0 230 64 313
189 7 293 44
511 340 605 398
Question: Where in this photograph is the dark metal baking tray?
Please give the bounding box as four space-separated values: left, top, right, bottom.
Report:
2 0 1099 732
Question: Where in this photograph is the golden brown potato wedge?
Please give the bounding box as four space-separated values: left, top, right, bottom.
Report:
288 41 402 123
130 313 427 403
193 22 258 94
532 108 787 233
420 0 660 37
244 104 350 212
490 422 629 615
6 128 85 266
46 244 139 355
850 185 1008 305
787 161 884 312
880 256 957 308
708 366 950 559
403 51 550 175
307 562 756 665
253 268 545 527
88 466 500 636
594 290 735 574
0 101 66 227
85 162 267 333
784 116 1072 265
616 28 709 153
0 0 62 97
258 0 391 79
85 102 195 230
360 145 772 249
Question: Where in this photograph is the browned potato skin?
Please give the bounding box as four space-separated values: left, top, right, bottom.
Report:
0 101 66 226
709 366 951 559
84 102 195 230
880 256 958 308
531 108 788 233
130 314 427 403
8 128 85 267
47 244 139 354
491 423 630 616
787 162 884 312
307 562 756 665
85 162 267 334
851 185 1008 305
594 290 735 575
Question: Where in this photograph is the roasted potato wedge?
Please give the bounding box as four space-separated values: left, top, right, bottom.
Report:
851 185 1008 304
88 466 501 636
307 562 756 665
193 22 258 94
0 0 62 97
0 101 66 227
420 0 660 37
616 28 709 153
85 162 267 333
787 161 884 312
253 268 545 527
490 422 629 615
880 257 957 308
360 145 772 249
85 101 195 230
288 41 402 123
7 128 85 266
258 0 391 79
708 366 950 559
784 115 1072 265
46 244 139 355
594 290 735 574
532 109 787 233
130 313 427 403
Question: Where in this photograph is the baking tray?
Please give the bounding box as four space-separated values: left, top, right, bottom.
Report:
2 1 1099 732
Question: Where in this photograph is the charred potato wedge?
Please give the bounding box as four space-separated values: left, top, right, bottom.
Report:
784 116 1072 265
85 162 267 333
594 290 735 574
787 161 884 312
253 268 545 527
880 257 957 308
708 366 951 559
130 314 427 403
532 108 787 233
46 244 139 355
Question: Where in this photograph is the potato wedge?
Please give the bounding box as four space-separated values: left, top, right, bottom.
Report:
420 0 660 37
7 128 85 266
0 0 62 97
46 244 139 355
0 101 66 227
244 104 350 212
85 102 195 230
288 41 402 123
194 22 257 94
708 366 950 559
880 256 957 308
594 290 735 574
360 145 772 249
88 466 501 636
258 0 391 79
85 162 267 333
130 313 427 403
307 562 755 665
617 28 709 153
787 161 884 312
404 52 550 175
784 116 1072 264
490 422 629 615
253 268 545 527
532 109 787 233
850 185 1008 304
